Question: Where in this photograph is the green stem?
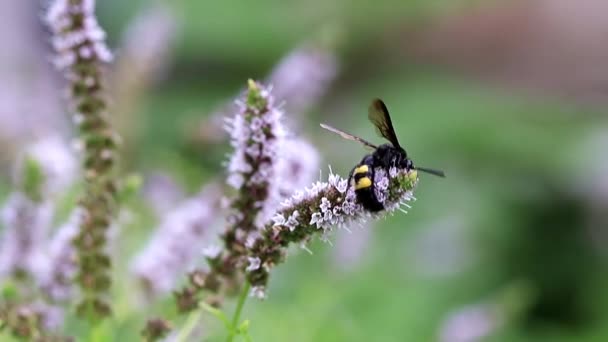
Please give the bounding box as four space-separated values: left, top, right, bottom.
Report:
176 309 203 342
227 282 251 342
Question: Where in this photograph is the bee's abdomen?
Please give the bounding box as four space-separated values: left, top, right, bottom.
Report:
351 163 384 212
353 164 372 190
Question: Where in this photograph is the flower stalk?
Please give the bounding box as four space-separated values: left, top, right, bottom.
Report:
170 80 286 314
143 80 418 339
246 168 418 297
214 79 285 290
227 281 251 342
46 0 119 319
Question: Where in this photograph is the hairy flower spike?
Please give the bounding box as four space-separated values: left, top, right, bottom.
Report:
40 209 83 302
267 43 339 123
245 167 418 296
131 184 221 298
46 0 119 319
0 153 54 281
0 301 69 341
218 80 285 284
0 193 53 280
276 138 320 200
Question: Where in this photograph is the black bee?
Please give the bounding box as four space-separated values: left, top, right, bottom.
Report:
321 98 445 212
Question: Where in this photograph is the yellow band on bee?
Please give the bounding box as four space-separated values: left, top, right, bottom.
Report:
355 177 372 190
353 165 369 175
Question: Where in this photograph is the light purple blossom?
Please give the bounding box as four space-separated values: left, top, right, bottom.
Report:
246 257 261 271
118 3 176 80
40 209 82 302
439 304 500 342
202 245 222 260
225 81 286 229
46 0 112 70
141 172 186 215
332 227 373 272
19 136 78 197
290 167 415 232
131 184 221 298
276 138 321 200
0 193 53 280
46 0 119 316
267 43 339 121
249 167 418 298
250 285 267 300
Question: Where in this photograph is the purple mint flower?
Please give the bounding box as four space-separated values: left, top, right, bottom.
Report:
46 0 120 317
245 167 418 298
131 184 221 298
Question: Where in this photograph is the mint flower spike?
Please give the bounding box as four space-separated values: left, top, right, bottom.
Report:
218 80 286 284
46 0 119 319
131 183 221 299
246 167 418 298
276 137 320 200
267 42 339 123
40 209 83 303
0 193 53 280
0 153 56 282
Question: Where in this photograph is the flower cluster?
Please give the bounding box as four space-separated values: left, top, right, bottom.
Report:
0 154 53 281
117 3 176 82
46 0 112 70
168 80 294 315
135 76 424 339
40 209 83 302
46 0 120 319
19 136 78 198
0 301 68 342
112 3 177 154
0 193 53 280
439 303 500 342
218 80 286 282
246 167 418 298
276 138 320 200
131 184 221 298
267 43 339 122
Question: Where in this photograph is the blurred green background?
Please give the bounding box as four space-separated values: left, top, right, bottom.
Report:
3 0 608 340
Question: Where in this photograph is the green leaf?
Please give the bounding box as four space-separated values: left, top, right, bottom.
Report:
1 280 18 300
116 173 142 204
87 320 113 342
21 157 45 202
237 319 250 333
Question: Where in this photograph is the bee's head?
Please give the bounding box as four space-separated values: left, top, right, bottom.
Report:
394 147 409 166
397 154 414 170
378 145 413 170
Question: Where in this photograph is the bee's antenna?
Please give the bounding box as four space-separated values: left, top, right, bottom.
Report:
415 166 446 178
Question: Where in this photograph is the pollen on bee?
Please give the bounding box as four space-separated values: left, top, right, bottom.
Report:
355 177 372 190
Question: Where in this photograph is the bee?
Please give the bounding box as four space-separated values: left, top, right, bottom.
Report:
321 98 445 212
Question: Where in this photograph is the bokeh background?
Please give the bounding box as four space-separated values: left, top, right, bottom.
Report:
2 0 608 340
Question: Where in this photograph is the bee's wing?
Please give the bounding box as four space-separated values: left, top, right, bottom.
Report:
320 123 378 150
368 98 401 148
